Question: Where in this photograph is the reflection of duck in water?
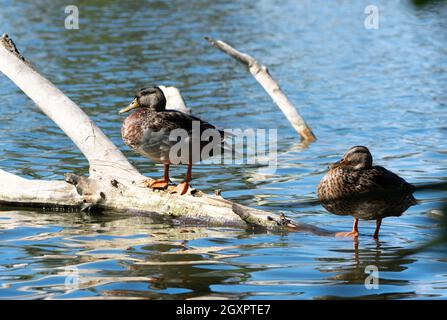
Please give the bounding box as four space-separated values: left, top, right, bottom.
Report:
317 146 416 238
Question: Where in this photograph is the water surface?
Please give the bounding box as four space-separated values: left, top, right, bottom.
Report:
0 0 446 299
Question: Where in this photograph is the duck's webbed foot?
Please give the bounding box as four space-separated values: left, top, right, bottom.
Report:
172 163 193 196
147 179 169 190
336 218 359 238
144 164 170 190
175 182 191 195
336 230 359 237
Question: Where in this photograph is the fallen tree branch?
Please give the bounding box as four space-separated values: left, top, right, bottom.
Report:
0 34 140 183
159 85 190 114
0 34 327 233
205 36 316 142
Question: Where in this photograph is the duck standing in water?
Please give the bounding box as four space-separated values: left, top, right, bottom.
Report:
119 86 226 195
317 146 416 238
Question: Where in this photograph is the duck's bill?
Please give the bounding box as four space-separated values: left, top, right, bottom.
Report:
119 98 140 114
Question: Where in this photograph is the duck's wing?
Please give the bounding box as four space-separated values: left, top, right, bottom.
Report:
360 166 415 194
158 110 226 141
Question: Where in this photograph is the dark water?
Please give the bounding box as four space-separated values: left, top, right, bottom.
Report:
1 0 446 299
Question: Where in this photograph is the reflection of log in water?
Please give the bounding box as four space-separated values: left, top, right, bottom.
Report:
0 210 263 299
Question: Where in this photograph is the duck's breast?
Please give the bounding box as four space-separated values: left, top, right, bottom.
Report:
317 168 356 200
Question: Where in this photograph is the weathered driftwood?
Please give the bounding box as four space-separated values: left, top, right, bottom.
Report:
159 85 190 114
205 36 316 142
0 34 328 234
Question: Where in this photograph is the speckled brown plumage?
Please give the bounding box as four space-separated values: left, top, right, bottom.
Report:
317 165 415 202
119 86 226 195
121 88 225 164
317 146 415 201
316 146 416 238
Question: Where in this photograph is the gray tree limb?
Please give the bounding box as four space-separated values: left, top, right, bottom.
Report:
205 36 316 142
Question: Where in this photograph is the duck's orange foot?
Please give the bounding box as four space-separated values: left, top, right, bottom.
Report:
145 179 169 190
336 231 359 237
175 182 191 195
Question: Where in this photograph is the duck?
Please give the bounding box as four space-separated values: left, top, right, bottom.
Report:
119 86 226 195
317 146 416 238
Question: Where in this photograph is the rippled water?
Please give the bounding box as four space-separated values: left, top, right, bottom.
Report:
0 0 446 299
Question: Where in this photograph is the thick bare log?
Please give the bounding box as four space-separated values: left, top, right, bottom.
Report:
0 34 328 233
205 36 316 142
0 167 325 231
0 169 84 208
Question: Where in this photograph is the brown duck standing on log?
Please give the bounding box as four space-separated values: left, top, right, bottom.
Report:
119 86 227 195
317 146 416 238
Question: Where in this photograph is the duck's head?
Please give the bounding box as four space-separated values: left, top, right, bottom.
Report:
119 86 166 114
330 146 373 170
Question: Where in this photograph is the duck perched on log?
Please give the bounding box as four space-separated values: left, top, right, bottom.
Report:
317 146 416 238
119 86 227 195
